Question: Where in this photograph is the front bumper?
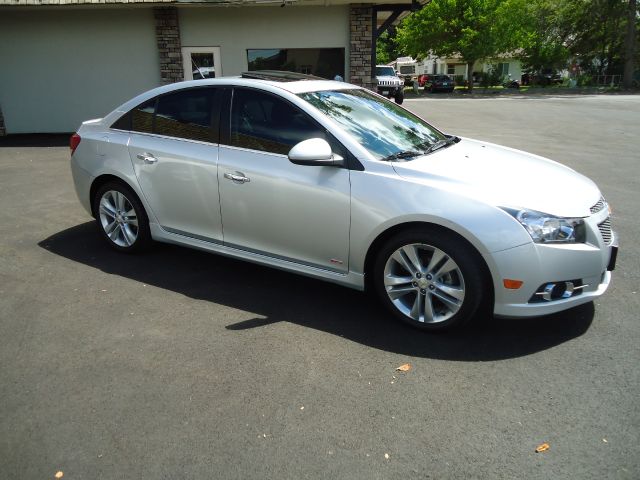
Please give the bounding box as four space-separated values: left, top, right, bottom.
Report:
488 229 617 318
377 86 402 96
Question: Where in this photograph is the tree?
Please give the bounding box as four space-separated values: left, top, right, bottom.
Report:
506 0 639 85
396 0 522 91
623 0 638 88
516 0 573 75
376 30 401 65
568 0 629 76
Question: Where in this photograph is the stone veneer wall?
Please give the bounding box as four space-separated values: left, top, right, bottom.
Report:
154 7 183 84
349 4 374 89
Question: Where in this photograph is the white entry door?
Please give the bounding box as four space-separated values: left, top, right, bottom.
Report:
182 47 222 80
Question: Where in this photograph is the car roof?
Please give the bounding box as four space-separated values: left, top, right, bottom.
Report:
177 72 354 94
108 72 357 120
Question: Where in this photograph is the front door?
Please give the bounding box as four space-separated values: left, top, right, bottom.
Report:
218 88 351 273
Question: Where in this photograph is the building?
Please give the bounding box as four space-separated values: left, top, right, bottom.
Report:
0 0 418 135
420 56 523 83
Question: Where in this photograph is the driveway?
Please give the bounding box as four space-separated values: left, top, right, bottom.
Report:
1 95 639 479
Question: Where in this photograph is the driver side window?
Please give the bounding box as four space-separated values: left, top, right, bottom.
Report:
230 89 325 155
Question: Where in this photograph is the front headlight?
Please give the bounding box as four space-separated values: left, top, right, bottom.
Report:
502 208 586 244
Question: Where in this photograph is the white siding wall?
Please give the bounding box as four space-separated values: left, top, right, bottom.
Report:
0 9 160 133
179 5 350 78
480 60 523 79
0 5 349 134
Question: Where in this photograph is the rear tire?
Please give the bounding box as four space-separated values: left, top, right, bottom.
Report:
93 181 151 253
373 228 485 332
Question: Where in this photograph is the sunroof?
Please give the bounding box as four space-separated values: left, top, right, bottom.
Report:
241 70 326 82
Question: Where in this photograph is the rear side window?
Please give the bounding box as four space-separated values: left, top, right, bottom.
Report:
111 112 131 131
111 88 219 143
155 89 216 142
132 99 156 134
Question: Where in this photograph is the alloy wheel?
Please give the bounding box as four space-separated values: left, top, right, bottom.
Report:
383 243 466 324
98 190 139 248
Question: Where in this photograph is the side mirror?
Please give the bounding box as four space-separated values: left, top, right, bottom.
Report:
288 138 344 167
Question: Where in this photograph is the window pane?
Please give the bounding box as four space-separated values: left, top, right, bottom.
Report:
132 99 156 134
299 89 445 161
376 66 395 77
247 48 344 79
191 53 216 79
111 112 131 131
231 89 325 155
155 89 215 142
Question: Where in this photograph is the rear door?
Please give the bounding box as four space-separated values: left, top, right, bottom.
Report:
126 87 224 242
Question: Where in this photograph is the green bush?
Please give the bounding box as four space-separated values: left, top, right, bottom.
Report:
577 74 593 87
479 67 502 89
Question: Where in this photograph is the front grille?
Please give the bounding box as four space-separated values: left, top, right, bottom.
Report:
598 217 612 244
590 196 606 214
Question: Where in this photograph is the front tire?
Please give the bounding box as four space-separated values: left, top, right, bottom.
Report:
394 89 404 105
373 229 485 331
93 181 151 253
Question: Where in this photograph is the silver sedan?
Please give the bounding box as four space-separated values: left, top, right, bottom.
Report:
70 71 617 331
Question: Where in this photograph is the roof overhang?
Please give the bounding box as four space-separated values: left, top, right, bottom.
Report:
0 0 419 6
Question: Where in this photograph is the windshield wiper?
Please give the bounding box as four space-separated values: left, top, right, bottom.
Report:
424 135 460 154
382 136 461 162
381 150 424 162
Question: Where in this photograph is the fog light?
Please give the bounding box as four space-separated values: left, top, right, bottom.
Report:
529 279 587 303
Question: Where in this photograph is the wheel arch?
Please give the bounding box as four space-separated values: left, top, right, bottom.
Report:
363 221 494 303
89 174 143 219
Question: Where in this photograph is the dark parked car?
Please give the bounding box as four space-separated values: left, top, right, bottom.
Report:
420 74 455 93
524 69 563 86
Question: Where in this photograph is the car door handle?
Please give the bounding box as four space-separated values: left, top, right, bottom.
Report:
136 153 158 165
224 172 250 184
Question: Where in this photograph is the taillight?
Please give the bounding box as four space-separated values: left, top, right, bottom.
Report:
70 133 81 155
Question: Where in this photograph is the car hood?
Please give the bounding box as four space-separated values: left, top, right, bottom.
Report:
391 138 601 218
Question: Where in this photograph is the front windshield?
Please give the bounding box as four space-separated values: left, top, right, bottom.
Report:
376 67 396 77
299 89 446 161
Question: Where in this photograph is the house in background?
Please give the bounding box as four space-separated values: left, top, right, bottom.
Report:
0 0 419 135
388 54 523 85
422 56 523 83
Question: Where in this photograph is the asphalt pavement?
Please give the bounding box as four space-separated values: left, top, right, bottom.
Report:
1 95 639 479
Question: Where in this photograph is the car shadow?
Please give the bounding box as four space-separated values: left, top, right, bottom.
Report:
39 222 595 361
